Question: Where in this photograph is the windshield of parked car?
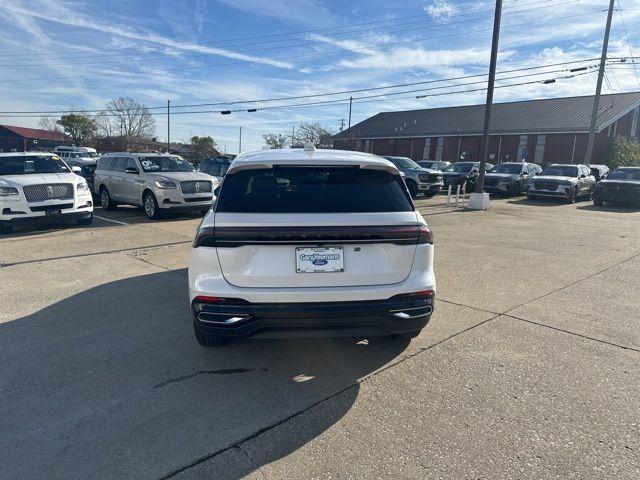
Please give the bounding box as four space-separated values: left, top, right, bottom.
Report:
0 155 70 175
217 166 413 213
606 169 640 180
139 156 194 173
419 161 434 168
540 166 578 177
444 163 475 173
490 164 524 174
386 157 421 169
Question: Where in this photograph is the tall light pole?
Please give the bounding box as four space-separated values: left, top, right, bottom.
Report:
167 100 171 153
584 0 616 165
475 0 503 197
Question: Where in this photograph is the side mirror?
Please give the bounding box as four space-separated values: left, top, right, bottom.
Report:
214 186 221 197
71 166 82 174
580 174 586 178
125 167 139 174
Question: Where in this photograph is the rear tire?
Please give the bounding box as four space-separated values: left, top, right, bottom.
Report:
394 329 422 339
143 191 161 220
76 215 93 226
193 323 227 347
406 180 419 199
99 186 117 210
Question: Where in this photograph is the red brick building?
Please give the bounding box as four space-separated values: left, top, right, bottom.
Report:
332 92 640 165
0 124 71 152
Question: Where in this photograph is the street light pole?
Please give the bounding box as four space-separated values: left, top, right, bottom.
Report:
475 0 503 195
167 100 171 153
584 0 615 165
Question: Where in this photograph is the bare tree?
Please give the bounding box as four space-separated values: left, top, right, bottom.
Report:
296 121 335 148
97 97 156 138
262 133 288 149
38 115 61 132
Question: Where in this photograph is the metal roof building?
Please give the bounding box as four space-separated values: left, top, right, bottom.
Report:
0 124 71 152
333 92 640 165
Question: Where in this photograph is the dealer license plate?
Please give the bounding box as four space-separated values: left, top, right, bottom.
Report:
45 209 62 216
296 247 344 273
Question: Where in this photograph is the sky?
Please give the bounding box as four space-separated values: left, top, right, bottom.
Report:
1 0 640 152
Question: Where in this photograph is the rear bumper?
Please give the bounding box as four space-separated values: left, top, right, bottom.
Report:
192 294 434 339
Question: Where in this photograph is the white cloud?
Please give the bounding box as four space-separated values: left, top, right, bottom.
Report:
425 0 456 22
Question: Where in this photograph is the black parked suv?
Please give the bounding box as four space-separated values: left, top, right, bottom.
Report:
442 161 494 192
592 167 640 207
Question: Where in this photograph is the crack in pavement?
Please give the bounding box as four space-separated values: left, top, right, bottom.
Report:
0 240 191 268
153 368 269 389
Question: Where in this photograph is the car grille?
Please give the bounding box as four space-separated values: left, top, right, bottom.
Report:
181 181 212 194
23 183 74 202
484 178 500 187
419 173 442 183
30 203 74 212
184 196 212 203
604 184 635 200
534 181 558 191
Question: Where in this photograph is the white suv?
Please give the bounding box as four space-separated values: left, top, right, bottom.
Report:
188 148 435 346
94 153 217 219
0 152 93 233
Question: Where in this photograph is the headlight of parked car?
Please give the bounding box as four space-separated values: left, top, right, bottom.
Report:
0 186 19 196
76 181 89 192
155 180 177 189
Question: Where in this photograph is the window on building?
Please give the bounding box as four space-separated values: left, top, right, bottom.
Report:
435 137 444 161
533 135 546 164
423 138 431 160
631 108 639 138
517 135 528 162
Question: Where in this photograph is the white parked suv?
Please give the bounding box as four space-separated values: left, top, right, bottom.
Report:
0 152 93 233
188 148 436 346
94 153 218 219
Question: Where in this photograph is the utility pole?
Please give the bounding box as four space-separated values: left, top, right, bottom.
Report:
475 0 503 195
584 0 615 165
348 97 353 129
167 100 171 153
238 126 242 154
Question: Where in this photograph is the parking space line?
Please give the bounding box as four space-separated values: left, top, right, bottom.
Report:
93 215 130 226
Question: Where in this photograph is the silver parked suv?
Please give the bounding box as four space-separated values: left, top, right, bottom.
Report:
94 153 217 219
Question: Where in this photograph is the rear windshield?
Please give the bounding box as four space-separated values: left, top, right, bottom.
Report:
541 166 578 177
0 155 69 175
607 169 640 180
216 166 413 213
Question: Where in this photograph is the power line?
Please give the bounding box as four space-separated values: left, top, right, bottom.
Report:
0 1 591 70
615 0 640 86
0 0 565 60
0 69 597 118
0 58 603 115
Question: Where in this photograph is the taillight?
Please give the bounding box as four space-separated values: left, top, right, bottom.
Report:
417 224 433 244
193 227 215 247
194 295 220 303
390 290 435 300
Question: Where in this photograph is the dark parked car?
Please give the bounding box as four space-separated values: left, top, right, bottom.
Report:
527 164 596 203
62 157 98 192
442 161 494 193
198 155 235 182
589 164 610 182
592 167 640 207
417 160 451 171
383 156 443 198
483 162 542 196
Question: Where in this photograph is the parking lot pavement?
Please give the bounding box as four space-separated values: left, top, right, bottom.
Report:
1 197 639 479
